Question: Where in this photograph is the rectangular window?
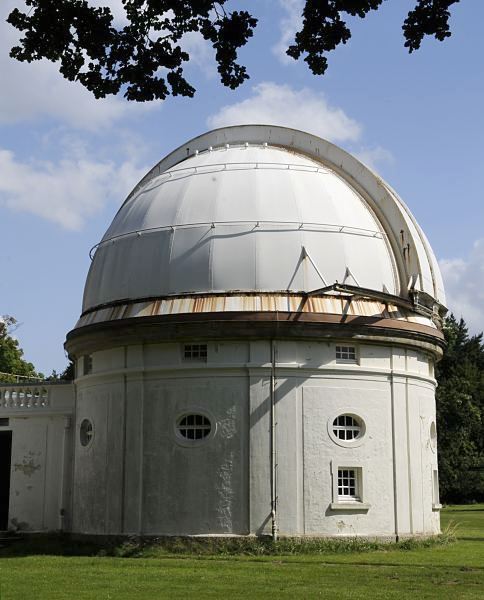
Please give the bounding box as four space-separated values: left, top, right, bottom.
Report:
0 418 9 427
330 463 369 510
338 468 360 501
432 469 441 510
183 344 208 361
83 355 93 376
336 345 357 362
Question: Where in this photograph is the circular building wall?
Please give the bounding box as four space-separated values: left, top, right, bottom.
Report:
66 125 445 539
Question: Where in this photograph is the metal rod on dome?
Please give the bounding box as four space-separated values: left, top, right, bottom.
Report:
343 266 361 288
302 247 328 287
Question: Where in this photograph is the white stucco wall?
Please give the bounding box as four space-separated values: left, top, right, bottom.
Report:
71 339 440 538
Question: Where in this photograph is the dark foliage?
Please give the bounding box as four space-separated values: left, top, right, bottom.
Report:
45 360 75 382
7 0 463 102
403 0 460 52
7 1 257 101
436 315 484 503
287 1 385 76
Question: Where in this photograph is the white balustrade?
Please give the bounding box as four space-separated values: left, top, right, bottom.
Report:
0 386 49 409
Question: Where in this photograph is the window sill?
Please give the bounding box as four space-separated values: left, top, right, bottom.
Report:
432 503 442 511
330 502 371 511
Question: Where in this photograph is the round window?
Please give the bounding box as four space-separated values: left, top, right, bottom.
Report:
332 414 363 441
80 419 94 447
177 414 211 441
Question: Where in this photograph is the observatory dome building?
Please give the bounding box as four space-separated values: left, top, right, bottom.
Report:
65 125 446 538
0 125 445 539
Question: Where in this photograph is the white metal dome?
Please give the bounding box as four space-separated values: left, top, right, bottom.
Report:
82 125 446 317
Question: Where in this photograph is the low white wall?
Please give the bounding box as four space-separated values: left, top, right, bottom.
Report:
0 383 74 532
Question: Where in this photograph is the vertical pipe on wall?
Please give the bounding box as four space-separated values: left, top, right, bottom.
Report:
59 415 71 532
270 340 278 541
390 350 399 541
405 370 414 534
41 421 49 530
138 347 145 535
121 346 128 533
70 378 78 532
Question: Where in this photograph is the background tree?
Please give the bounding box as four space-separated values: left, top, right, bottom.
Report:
45 360 75 382
0 316 42 383
7 0 462 102
436 315 484 503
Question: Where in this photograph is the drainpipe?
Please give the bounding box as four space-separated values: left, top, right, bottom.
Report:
270 340 278 541
390 352 399 542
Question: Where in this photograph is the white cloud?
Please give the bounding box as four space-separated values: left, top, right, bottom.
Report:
354 146 395 171
207 82 362 143
1 1 154 129
0 147 147 230
181 31 217 79
272 0 304 64
440 239 484 335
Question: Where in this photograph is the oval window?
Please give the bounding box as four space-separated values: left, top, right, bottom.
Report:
177 414 211 441
332 414 363 441
80 419 94 447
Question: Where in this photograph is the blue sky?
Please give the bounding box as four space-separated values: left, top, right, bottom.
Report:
1 0 483 375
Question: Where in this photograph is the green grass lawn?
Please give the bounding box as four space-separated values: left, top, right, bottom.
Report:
0 505 483 599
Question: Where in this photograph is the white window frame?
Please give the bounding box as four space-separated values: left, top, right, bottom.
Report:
327 411 367 449
174 409 216 447
332 414 363 442
432 468 442 511
177 413 211 441
335 345 357 364
337 467 360 501
183 344 208 361
79 418 94 449
330 461 370 511
430 421 437 453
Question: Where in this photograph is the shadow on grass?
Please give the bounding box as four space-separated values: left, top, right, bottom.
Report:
0 531 456 560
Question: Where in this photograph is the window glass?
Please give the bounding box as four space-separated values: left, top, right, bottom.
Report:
338 468 359 500
80 419 94 447
83 355 93 375
184 344 207 360
177 414 211 440
333 414 362 441
335 345 356 361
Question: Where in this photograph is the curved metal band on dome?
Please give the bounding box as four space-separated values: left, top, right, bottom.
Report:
138 161 332 194
65 311 445 360
121 131 341 206
88 221 385 258
77 282 441 320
